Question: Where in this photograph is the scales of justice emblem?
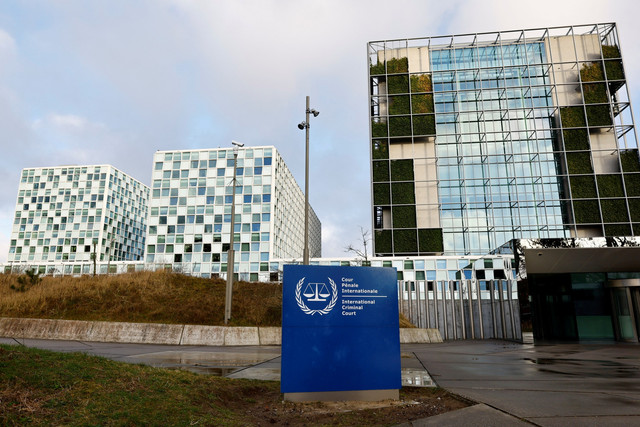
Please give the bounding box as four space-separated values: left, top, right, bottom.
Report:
295 277 338 315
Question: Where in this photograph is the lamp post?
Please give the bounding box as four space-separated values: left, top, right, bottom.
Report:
225 140 244 325
298 96 319 265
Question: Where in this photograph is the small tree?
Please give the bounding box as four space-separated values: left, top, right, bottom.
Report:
344 227 371 265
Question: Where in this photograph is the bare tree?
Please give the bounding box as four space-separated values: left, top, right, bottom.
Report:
344 226 371 265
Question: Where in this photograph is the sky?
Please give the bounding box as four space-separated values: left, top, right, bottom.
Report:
0 0 639 262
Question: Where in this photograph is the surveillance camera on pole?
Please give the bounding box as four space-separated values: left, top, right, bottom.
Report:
297 96 319 265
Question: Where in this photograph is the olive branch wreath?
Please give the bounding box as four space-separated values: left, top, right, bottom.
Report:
295 277 338 315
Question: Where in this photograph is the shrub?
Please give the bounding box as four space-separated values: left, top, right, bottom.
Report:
392 205 417 228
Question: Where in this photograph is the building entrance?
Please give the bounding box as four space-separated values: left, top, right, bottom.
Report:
609 279 640 342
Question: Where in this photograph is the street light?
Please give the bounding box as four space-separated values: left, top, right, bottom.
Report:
298 96 319 265
225 140 244 325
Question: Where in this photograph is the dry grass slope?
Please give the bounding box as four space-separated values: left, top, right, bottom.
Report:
0 271 282 326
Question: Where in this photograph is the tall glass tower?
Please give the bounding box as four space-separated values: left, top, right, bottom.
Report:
369 23 639 256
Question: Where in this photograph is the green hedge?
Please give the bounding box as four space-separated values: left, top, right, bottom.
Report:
388 74 409 94
372 160 389 182
582 82 608 104
373 183 390 205
389 95 410 115
418 228 444 253
605 224 631 236
570 175 597 198
624 174 640 197
371 121 387 138
597 174 624 198
413 114 436 135
390 159 414 181
574 200 600 223
393 229 418 253
562 128 590 151
560 106 586 128
586 104 612 126
389 116 411 137
372 140 389 160
391 182 415 204
392 205 417 228
374 230 392 253
601 199 629 223
630 199 640 222
620 149 640 172
566 152 593 174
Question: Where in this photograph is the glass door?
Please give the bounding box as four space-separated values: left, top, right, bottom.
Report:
609 279 640 342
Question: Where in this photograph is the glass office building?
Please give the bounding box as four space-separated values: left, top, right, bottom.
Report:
145 146 321 281
8 165 149 267
369 23 639 256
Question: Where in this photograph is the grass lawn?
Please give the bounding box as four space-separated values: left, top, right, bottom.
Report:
0 344 468 426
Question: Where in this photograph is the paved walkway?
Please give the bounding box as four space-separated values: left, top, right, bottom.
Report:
2 337 639 425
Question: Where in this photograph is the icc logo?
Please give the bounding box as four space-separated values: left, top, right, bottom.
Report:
295 277 338 315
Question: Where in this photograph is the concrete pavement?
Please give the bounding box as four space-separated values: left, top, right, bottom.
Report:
2 336 640 425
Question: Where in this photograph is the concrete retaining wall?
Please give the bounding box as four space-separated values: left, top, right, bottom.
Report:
0 317 441 346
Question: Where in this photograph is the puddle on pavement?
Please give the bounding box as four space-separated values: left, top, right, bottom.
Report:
402 368 436 387
523 357 640 378
127 351 278 376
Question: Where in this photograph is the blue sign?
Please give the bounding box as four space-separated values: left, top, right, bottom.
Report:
281 265 401 394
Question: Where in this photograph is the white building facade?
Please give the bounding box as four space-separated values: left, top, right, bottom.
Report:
8 165 149 268
145 146 321 281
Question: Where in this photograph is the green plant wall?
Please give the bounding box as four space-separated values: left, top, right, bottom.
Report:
393 229 418 253
586 105 612 126
392 205 417 228
597 174 624 198
620 149 640 172
570 175 597 199
413 115 436 136
388 95 410 115
601 199 629 223
373 183 390 205
372 121 388 138
372 160 389 182
390 159 414 181
574 200 600 224
624 174 640 197
562 129 590 151
418 228 444 253
391 182 415 204
630 199 640 222
389 116 411 137
605 224 631 236
566 152 593 174
374 230 392 254
388 74 409 94
372 140 389 160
